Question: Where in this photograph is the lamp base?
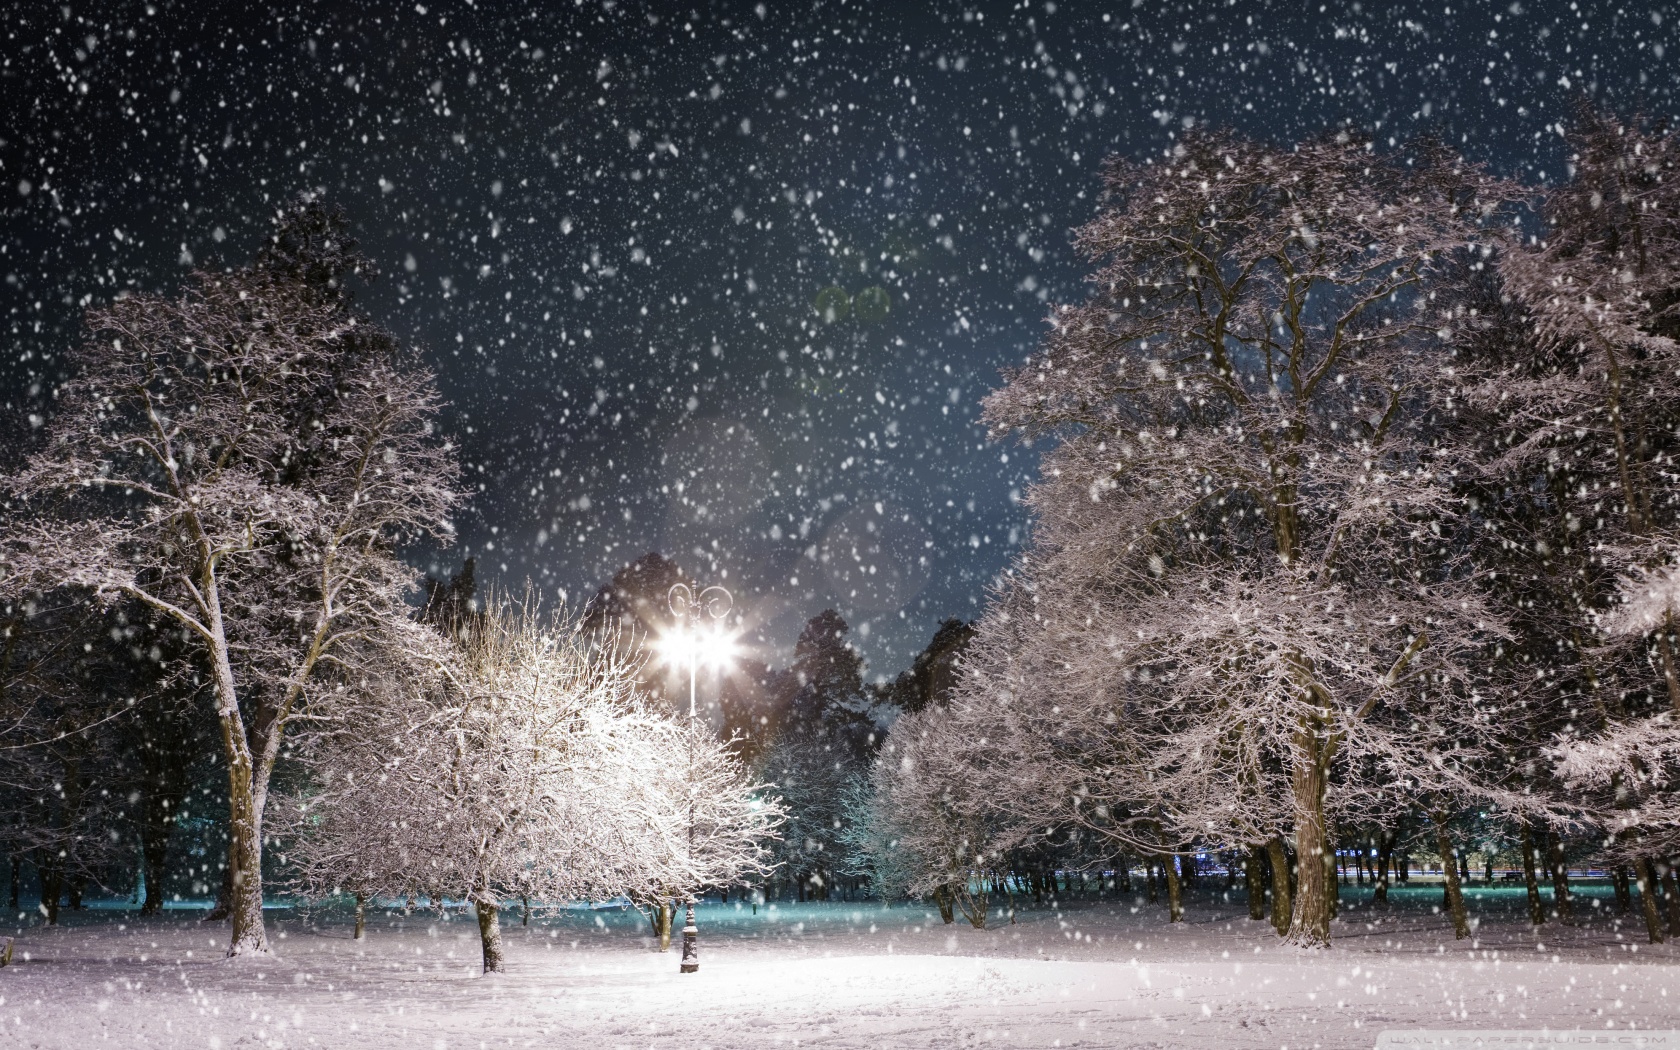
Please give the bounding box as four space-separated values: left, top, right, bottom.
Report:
679 902 699 973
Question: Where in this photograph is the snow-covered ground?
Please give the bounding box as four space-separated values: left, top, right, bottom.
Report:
3 883 1676 1049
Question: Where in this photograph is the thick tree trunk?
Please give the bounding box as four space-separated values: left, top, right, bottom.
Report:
1245 845 1267 921
1546 834 1573 925
1519 824 1545 926
656 900 673 950
1116 857 1131 892
1163 854 1183 923
1287 741 1332 947
933 883 956 924
223 806 262 954
1432 812 1470 940
208 629 268 957
1634 858 1666 944
1266 836 1292 935
354 892 367 940
1612 864 1633 914
475 898 504 974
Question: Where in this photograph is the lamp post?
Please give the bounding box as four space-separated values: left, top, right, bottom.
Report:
667 581 732 974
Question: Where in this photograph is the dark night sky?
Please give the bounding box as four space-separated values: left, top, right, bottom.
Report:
3 0 1675 678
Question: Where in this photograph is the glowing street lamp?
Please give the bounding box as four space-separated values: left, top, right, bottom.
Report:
664 581 734 974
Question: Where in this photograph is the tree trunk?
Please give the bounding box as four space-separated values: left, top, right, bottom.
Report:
1546 834 1573 925
1266 836 1292 935
1325 829 1339 921
1373 833 1392 907
8 854 19 910
67 875 84 911
140 826 169 916
521 895 530 927
933 883 956 925
1519 823 1545 926
1613 864 1633 915
207 611 269 957
474 897 504 974
354 892 367 940
956 882 989 929
1660 862 1680 937
1117 856 1131 892
1145 859 1158 903
1634 857 1666 944
657 900 673 951
1163 854 1183 923
1432 812 1470 940
37 854 61 926
1286 737 1332 947
1245 845 1267 921
1178 852 1195 892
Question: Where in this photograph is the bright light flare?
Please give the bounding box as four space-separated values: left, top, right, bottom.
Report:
657 623 741 673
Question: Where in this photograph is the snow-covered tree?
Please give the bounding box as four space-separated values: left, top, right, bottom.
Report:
1457 107 1680 942
0 198 461 956
757 610 876 900
971 130 1519 945
863 699 1016 927
285 593 781 974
